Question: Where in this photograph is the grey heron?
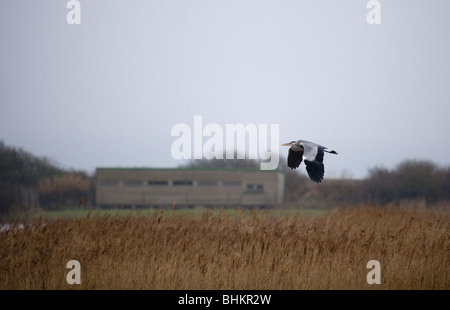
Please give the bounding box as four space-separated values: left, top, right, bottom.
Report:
282 140 338 183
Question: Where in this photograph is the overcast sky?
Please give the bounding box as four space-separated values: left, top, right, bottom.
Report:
1 1 449 179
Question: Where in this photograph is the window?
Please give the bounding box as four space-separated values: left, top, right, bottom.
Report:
197 181 218 187
98 181 119 187
223 181 242 187
148 181 169 186
123 181 143 187
246 184 264 192
172 181 193 186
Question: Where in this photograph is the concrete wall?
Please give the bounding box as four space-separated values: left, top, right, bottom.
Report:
96 168 284 207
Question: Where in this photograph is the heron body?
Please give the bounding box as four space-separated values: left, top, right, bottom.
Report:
282 140 338 183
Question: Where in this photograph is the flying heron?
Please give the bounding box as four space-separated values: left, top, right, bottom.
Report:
282 140 338 183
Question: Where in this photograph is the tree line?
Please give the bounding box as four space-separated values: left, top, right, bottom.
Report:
0 141 94 217
283 159 450 208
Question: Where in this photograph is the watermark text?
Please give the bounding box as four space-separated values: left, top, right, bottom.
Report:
171 116 279 170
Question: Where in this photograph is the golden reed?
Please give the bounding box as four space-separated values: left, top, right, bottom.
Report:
1 203 449 289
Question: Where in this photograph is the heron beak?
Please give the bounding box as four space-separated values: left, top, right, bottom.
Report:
282 142 292 146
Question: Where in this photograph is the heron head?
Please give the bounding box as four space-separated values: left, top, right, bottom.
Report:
282 141 296 146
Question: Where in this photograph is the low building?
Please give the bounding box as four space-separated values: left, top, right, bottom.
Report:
95 167 284 208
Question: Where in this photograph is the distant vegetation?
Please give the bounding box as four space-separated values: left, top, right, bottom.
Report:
1 141 449 220
0 141 94 218
365 160 450 204
284 159 450 209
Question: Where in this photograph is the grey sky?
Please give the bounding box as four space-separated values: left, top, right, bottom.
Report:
1 1 449 179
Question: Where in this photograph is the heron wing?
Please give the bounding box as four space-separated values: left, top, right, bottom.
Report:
287 148 303 169
303 146 325 183
304 159 324 183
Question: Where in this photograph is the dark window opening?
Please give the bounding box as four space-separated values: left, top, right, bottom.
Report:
246 184 264 192
197 181 218 187
148 181 169 186
223 181 243 187
173 181 193 186
123 181 143 187
98 181 119 187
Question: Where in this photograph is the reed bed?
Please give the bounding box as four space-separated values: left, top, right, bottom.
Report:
1 204 449 289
